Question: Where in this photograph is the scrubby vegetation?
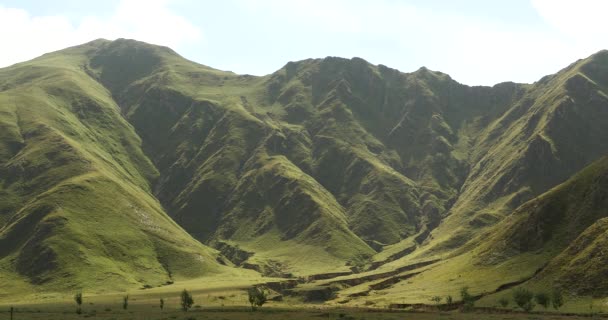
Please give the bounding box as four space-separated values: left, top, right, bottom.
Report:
460 287 475 312
181 289 194 311
498 297 509 308
74 292 82 314
513 288 535 312
247 286 268 311
552 289 564 310
122 295 129 310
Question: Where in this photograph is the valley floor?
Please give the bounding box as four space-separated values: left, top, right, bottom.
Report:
0 306 599 320
1 278 606 320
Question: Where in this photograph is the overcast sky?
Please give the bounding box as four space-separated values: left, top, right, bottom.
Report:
1 0 606 85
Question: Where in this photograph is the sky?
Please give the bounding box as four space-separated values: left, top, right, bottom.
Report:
0 0 607 86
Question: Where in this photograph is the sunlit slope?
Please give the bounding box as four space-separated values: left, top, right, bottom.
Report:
81 39 375 276
474 156 608 294
0 40 248 295
2 39 608 297
424 50 608 256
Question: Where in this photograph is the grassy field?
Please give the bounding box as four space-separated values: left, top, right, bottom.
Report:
1 276 605 320
0 303 600 320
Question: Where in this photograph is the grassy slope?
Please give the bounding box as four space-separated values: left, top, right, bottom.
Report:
319 52 608 306
78 39 376 276
471 156 608 302
2 39 608 305
0 40 258 297
424 50 608 256
251 51 608 306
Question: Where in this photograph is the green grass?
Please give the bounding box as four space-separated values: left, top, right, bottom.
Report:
2 38 608 308
0 280 599 320
0 39 259 294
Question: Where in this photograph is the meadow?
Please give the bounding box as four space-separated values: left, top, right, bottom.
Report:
1 277 605 320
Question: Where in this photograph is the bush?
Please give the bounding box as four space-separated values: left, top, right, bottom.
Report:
181 289 194 312
535 292 550 309
247 286 268 311
430 296 442 304
513 288 535 312
460 287 475 312
551 289 564 310
445 295 453 306
74 292 83 314
123 295 129 310
160 298 164 310
498 297 509 308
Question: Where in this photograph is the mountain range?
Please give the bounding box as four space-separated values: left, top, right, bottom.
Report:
1 39 607 304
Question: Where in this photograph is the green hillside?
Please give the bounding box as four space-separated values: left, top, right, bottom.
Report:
0 40 256 297
1 39 608 304
475 156 608 294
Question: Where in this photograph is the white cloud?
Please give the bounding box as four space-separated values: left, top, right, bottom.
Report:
234 0 607 85
0 0 202 68
531 0 608 53
2 0 606 85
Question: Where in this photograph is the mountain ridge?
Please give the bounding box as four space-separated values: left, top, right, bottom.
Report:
1 39 608 303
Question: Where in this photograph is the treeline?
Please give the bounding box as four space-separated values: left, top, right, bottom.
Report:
427 286 565 313
67 285 269 314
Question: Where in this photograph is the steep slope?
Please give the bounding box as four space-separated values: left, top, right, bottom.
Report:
2 39 608 300
316 52 608 305
106 42 533 275
422 50 608 256
475 156 608 294
264 58 525 248
83 39 375 276
0 40 247 295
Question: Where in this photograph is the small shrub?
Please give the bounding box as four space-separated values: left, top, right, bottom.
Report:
123 295 129 310
460 286 475 312
535 292 550 309
445 295 453 306
551 289 564 310
513 288 535 312
430 296 442 304
160 298 165 310
247 286 268 311
75 292 83 314
181 289 194 312
498 297 509 308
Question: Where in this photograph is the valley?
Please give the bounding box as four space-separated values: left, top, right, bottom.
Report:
1 38 608 316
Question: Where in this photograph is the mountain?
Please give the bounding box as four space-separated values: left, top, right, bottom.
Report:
1 39 608 301
476 156 608 295
0 40 255 295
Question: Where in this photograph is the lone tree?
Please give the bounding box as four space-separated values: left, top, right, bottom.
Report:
180 289 194 312
535 292 550 309
160 298 164 311
74 292 83 314
123 295 129 310
460 286 475 312
499 297 509 308
513 288 535 312
551 289 564 310
247 286 268 311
